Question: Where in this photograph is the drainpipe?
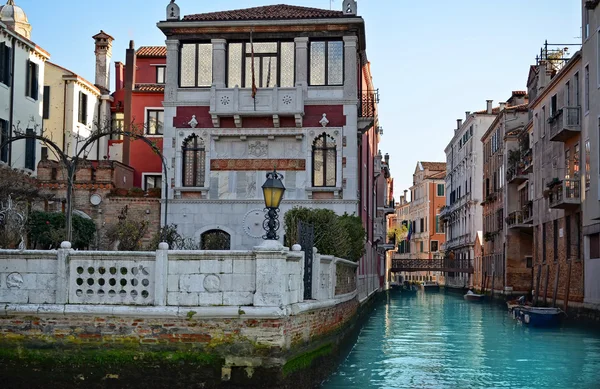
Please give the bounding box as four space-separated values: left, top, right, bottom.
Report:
62 81 68 153
7 37 15 165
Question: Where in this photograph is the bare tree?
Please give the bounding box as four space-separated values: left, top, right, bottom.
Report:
0 119 169 243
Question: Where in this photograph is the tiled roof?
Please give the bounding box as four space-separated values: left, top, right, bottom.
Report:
506 103 529 112
135 84 165 93
421 162 446 172
427 171 446 179
474 107 501 115
183 4 345 22
136 46 166 57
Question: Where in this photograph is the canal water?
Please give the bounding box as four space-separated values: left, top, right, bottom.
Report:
322 291 600 389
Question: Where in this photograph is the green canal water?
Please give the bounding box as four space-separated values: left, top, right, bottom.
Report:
322 291 600 389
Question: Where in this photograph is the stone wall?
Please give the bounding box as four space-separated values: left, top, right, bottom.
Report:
0 243 361 388
335 258 357 295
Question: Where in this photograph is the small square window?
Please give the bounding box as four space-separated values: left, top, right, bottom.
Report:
144 175 162 190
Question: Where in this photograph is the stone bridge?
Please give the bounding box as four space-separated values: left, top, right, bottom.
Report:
390 258 474 273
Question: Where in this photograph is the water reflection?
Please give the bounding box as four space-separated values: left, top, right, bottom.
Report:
323 291 600 389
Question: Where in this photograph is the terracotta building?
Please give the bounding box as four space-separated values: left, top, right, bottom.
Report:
480 92 530 296
396 162 445 283
528 45 584 308
110 44 166 189
156 1 386 299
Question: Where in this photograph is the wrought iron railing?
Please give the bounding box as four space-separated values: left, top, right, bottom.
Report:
359 89 379 118
390 258 474 273
549 106 581 140
549 179 581 207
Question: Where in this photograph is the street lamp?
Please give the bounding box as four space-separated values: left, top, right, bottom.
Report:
261 169 286 240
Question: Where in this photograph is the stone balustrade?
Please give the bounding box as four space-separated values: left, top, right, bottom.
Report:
0 241 358 310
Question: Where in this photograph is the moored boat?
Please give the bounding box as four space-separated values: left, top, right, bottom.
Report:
402 285 418 295
464 290 485 302
513 306 563 327
420 281 440 292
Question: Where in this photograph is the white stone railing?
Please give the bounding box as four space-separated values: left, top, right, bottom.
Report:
0 241 358 310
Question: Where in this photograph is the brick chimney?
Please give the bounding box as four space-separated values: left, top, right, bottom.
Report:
123 40 136 166
115 62 124 91
93 30 114 93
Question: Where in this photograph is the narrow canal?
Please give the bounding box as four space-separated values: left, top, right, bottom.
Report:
322 291 600 389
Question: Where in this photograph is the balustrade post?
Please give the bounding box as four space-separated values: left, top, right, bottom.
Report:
154 242 169 306
56 241 72 304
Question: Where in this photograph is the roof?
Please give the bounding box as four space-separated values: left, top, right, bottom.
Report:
182 4 345 22
47 61 100 95
427 170 446 180
135 84 165 93
136 46 166 57
420 162 446 172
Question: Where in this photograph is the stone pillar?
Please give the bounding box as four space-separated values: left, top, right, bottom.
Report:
154 242 169 306
343 36 358 100
165 39 180 103
56 241 72 304
311 247 321 300
253 241 288 306
212 39 227 88
294 37 309 92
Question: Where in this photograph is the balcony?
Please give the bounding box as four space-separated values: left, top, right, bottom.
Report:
358 89 379 132
548 179 581 210
549 107 581 142
506 205 533 231
506 165 528 185
208 85 304 128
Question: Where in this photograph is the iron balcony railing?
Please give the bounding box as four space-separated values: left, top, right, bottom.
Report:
506 205 533 228
549 179 581 208
549 106 581 142
359 89 379 118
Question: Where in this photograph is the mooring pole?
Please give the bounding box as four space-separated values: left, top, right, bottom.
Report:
543 265 550 307
552 263 560 307
534 265 542 306
564 261 572 313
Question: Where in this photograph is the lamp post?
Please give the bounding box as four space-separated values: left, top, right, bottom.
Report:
261 169 286 240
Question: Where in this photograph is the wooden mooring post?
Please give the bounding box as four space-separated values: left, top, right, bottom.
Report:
491 271 495 300
543 265 550 307
552 263 560 308
564 261 572 313
534 265 542 306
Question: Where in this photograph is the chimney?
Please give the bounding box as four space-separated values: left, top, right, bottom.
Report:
486 100 493 114
93 30 114 93
465 111 471 120
123 40 137 166
404 190 408 203
384 153 389 165
457 119 463 129
115 62 124 91
342 0 357 15
499 102 506 111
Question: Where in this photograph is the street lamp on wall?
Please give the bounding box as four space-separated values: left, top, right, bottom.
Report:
261 169 286 240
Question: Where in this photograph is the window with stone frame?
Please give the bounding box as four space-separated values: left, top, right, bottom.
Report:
182 134 206 187
312 133 336 187
227 41 295 88
156 66 166 84
309 40 344 86
25 60 38 100
179 43 213 88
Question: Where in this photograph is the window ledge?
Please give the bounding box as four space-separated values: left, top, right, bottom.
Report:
305 186 342 200
305 186 341 192
175 187 209 192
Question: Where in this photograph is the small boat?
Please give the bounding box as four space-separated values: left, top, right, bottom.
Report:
464 290 485 302
402 285 418 295
420 281 440 292
513 306 564 327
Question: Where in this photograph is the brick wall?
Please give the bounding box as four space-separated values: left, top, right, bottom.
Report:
534 215 584 304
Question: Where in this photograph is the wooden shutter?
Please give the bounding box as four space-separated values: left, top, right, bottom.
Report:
5 45 11 87
0 43 4 84
32 63 39 100
25 60 30 97
43 86 50 119
25 128 35 170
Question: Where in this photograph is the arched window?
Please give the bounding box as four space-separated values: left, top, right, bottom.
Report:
312 133 336 187
182 134 205 187
201 229 231 250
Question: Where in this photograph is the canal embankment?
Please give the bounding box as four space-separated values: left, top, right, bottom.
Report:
0 242 380 388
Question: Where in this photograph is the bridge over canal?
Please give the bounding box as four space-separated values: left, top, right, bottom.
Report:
389 258 474 273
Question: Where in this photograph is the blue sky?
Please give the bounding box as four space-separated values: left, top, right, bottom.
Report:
14 0 581 196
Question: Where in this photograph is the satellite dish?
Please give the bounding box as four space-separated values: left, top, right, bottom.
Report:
90 194 102 206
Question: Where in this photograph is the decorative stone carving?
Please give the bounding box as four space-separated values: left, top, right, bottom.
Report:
6 272 23 289
282 95 293 105
243 209 266 239
204 274 221 292
294 113 303 128
211 114 220 128
220 96 231 106
248 141 268 157
167 0 180 20
188 115 198 128
320 113 329 127
233 115 242 128
273 114 280 128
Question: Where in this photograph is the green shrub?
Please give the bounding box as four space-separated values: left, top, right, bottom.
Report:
283 207 365 262
28 211 96 249
105 206 148 251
